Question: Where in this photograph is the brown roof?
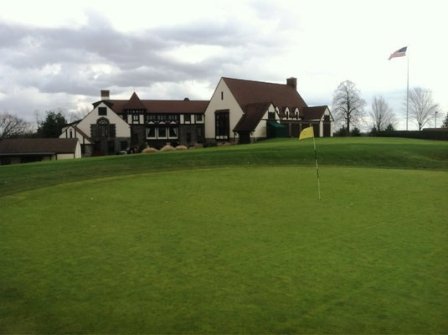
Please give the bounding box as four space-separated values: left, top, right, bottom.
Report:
233 102 272 132
123 92 147 110
301 106 329 120
93 95 208 114
223 77 308 109
0 138 79 155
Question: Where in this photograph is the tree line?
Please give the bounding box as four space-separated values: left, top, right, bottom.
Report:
332 80 446 134
0 111 69 139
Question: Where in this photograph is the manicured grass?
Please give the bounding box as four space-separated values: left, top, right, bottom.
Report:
1 137 447 196
1 138 447 333
1 165 447 333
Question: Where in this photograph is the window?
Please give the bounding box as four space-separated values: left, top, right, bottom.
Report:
215 111 229 139
168 114 179 122
221 91 224 100
132 113 139 122
195 114 204 122
97 118 110 137
147 114 157 123
184 114 191 123
158 127 167 138
69 129 73 138
98 107 107 116
147 127 156 139
168 127 178 139
268 112 275 120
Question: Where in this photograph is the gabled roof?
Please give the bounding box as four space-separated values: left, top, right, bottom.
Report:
73 125 92 142
0 138 79 155
233 102 272 132
301 106 329 120
93 97 208 114
123 92 147 110
223 77 308 109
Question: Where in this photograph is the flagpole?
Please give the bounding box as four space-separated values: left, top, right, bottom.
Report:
312 135 321 200
406 52 409 131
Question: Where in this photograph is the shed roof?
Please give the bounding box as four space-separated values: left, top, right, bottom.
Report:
233 102 272 132
0 138 79 155
301 106 329 120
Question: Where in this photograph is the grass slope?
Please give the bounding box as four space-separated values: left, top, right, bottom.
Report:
1 138 447 333
1 137 447 197
1 167 447 333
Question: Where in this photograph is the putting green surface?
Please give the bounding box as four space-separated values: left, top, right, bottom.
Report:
1 166 447 333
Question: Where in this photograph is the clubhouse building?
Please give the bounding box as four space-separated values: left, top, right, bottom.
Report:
60 77 333 156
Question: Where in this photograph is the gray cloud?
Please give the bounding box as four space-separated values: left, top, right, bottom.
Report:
0 9 298 120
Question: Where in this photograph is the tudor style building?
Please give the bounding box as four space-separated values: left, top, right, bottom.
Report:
60 90 208 155
60 76 333 155
205 77 333 144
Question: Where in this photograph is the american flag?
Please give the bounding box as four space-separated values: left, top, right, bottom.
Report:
389 46 407 60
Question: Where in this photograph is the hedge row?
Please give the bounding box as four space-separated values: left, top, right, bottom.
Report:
376 129 448 141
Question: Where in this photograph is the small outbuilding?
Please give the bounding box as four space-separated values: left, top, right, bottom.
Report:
0 138 81 165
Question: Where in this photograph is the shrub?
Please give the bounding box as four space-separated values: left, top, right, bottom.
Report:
160 144 175 152
142 147 158 154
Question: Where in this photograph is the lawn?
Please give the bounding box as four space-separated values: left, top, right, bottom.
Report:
0 138 447 333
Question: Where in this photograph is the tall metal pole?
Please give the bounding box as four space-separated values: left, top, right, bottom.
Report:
406 53 409 131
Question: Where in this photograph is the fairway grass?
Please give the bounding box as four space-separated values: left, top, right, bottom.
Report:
1 137 447 197
1 166 447 333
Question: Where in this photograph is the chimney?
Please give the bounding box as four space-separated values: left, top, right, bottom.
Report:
101 90 110 100
286 77 297 90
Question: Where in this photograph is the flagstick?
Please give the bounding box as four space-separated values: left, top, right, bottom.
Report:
312 135 321 200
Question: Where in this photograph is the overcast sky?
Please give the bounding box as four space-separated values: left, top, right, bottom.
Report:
1 0 447 129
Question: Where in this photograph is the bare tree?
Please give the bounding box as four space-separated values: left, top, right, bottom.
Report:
0 112 30 139
370 96 396 131
408 87 439 131
332 80 366 134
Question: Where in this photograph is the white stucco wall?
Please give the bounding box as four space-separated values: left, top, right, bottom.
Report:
252 104 276 138
204 78 244 141
57 153 75 160
77 102 130 138
59 125 92 144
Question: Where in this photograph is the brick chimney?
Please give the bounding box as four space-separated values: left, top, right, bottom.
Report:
101 90 110 100
286 77 297 90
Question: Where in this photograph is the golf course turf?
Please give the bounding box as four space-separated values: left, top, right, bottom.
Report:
1 137 447 333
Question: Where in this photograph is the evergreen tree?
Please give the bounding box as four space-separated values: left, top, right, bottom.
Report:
37 111 67 138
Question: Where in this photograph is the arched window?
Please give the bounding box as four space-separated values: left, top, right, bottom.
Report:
97 118 110 137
